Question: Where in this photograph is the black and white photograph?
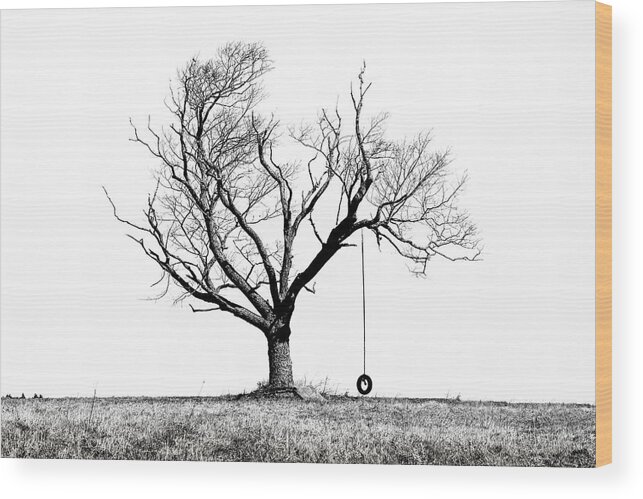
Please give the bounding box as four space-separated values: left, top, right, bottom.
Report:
1 0 607 467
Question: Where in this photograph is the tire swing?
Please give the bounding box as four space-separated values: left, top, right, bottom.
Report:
356 229 373 396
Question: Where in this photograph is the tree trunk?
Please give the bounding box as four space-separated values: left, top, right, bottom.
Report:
267 325 294 388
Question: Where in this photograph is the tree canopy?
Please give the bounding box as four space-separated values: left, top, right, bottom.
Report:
107 41 480 387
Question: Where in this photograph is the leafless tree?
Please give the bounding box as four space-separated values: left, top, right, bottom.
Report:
106 42 481 390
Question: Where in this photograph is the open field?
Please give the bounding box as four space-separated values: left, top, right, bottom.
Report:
1 396 595 466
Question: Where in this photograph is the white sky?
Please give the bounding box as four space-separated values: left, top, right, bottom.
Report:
0 1 596 402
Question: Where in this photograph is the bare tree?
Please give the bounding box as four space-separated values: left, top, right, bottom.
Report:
106 42 481 391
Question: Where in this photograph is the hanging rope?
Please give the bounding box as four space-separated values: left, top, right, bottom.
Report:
361 229 366 374
356 229 373 395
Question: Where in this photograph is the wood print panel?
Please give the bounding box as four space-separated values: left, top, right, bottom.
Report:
595 1 612 468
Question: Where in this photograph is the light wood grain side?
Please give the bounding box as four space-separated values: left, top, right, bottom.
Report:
595 1 612 468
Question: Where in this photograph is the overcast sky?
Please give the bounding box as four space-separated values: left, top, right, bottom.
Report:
1 1 596 402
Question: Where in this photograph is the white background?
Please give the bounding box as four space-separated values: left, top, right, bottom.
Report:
0 0 640 498
0 0 597 403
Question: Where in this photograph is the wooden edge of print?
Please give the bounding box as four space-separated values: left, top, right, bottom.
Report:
595 1 612 468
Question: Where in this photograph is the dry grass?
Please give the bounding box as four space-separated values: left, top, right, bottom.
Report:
1 396 595 466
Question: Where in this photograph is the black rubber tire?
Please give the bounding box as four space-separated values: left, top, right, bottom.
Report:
356 374 373 395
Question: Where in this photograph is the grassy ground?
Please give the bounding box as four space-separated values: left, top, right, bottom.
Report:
1 396 595 466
